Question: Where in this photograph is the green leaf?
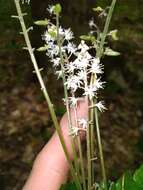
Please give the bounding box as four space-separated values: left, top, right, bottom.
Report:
104 47 120 56
80 35 96 42
124 172 142 190
53 3 62 15
108 30 119 41
109 182 116 190
115 172 142 190
37 45 48 52
60 182 77 190
34 19 49 26
133 165 143 187
93 6 104 12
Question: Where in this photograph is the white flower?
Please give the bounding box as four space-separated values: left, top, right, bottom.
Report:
78 119 88 129
79 57 90 69
77 70 87 81
47 5 54 14
83 86 97 99
59 27 65 37
79 51 92 60
43 32 54 43
46 44 59 58
89 58 104 74
69 126 87 136
47 44 65 58
64 62 76 73
69 97 78 107
55 70 63 79
95 101 107 112
78 40 89 53
94 78 106 89
65 75 82 92
66 42 77 54
89 18 96 28
51 57 61 67
74 52 91 69
64 28 74 41
69 127 79 136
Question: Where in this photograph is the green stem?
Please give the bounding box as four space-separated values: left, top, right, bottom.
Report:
90 99 95 185
77 136 87 190
56 14 82 190
97 0 117 58
95 108 107 189
92 1 117 188
56 15 72 131
74 106 86 190
14 1 81 189
87 105 92 190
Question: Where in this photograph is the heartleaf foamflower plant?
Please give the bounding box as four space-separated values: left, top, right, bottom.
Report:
12 0 119 189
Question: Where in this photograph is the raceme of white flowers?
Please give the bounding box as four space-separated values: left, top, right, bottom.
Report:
42 6 107 135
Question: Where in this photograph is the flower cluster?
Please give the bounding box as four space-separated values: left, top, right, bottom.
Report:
43 5 107 135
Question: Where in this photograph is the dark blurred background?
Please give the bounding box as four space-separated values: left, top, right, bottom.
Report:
0 0 143 189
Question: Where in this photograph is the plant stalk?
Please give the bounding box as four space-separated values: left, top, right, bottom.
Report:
97 0 117 58
56 14 82 190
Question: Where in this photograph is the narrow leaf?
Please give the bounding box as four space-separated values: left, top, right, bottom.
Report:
37 45 48 52
80 35 96 42
108 29 119 41
104 47 120 56
34 19 49 26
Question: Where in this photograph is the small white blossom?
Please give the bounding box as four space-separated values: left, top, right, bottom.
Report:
95 101 107 112
78 119 88 129
65 42 77 54
94 78 106 89
83 86 97 99
69 126 87 136
69 127 79 136
51 57 61 67
43 32 54 43
89 58 104 74
79 51 92 61
46 44 59 58
64 28 74 41
47 5 54 14
77 70 87 81
59 27 65 37
64 62 76 73
74 52 91 69
55 70 63 79
78 40 89 53
65 75 82 92
69 97 78 107
89 18 96 28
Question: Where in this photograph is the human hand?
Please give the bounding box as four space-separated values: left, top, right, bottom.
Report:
23 98 88 190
